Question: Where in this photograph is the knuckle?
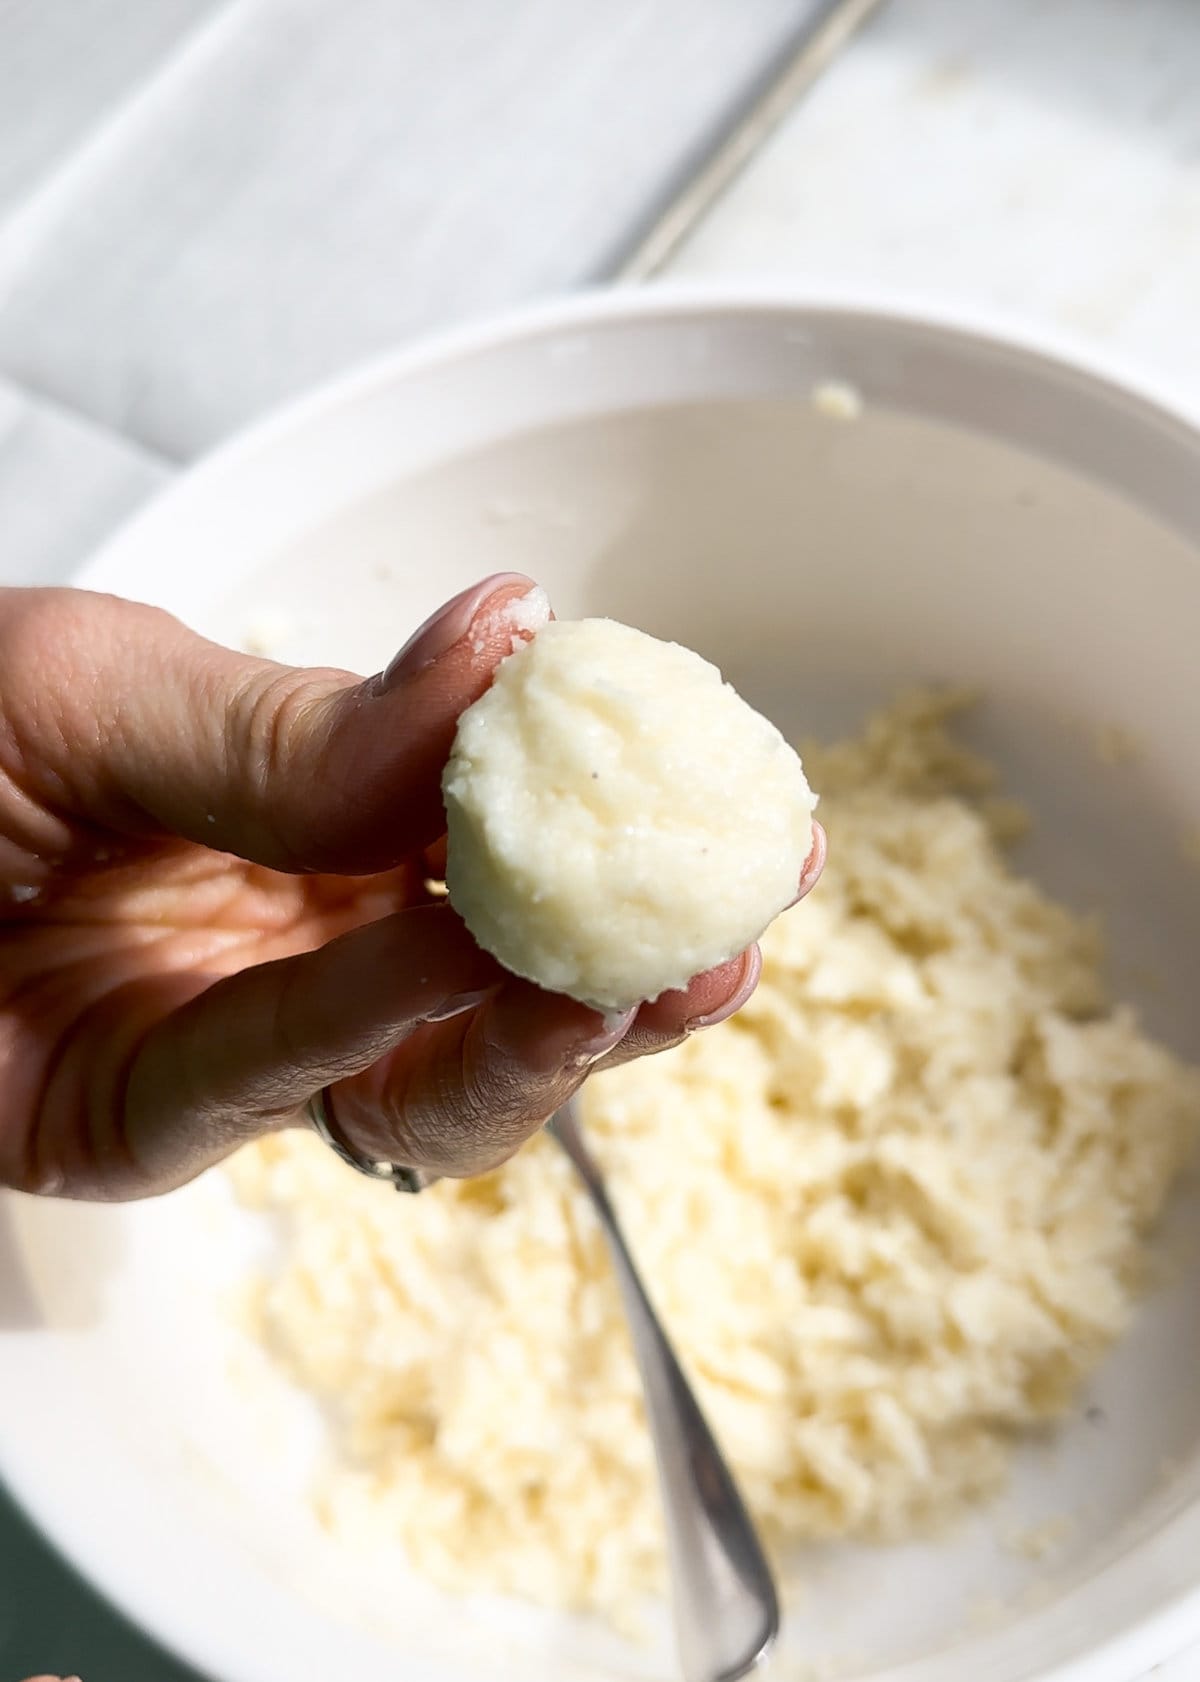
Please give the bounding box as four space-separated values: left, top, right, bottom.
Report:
225 669 345 868
387 1016 568 1179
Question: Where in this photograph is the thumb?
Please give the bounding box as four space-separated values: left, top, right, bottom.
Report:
0 574 547 874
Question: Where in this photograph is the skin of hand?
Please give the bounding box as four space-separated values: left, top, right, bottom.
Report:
0 576 825 1201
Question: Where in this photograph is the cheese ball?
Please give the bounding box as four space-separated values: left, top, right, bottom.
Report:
442 617 818 1011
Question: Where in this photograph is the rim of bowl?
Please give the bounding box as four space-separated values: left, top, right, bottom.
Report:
74 280 1200 596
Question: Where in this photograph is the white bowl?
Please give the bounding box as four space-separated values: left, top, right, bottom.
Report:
4 290 1200 1682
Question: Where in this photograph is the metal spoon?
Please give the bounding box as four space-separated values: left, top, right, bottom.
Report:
547 1095 779 1682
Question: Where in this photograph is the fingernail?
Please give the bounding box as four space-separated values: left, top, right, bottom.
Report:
381 572 538 689
789 820 827 907
570 1007 637 1068
686 945 762 1032
423 988 493 1023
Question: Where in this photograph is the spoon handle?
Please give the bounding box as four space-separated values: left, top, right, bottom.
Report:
549 1101 779 1682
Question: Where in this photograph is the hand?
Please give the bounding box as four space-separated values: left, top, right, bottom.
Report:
0 577 824 1200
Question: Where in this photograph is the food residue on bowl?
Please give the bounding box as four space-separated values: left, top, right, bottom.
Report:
229 691 1199 1623
811 380 865 422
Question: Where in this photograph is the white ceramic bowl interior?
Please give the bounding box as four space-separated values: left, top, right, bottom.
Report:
4 293 1200 1682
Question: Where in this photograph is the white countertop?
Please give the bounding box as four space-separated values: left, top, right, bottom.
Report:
667 0 1200 394
2 2 1199 1677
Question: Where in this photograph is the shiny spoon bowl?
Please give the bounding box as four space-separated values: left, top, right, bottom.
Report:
548 1095 779 1682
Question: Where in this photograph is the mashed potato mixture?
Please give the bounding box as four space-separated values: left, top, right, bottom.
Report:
444 617 817 1011
232 693 1199 1619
